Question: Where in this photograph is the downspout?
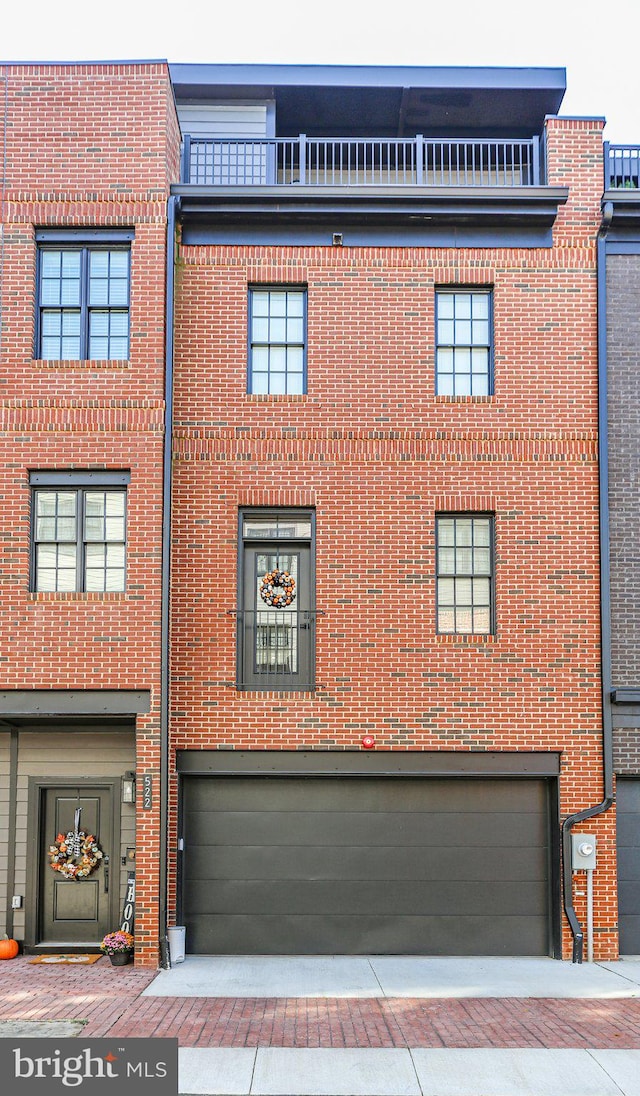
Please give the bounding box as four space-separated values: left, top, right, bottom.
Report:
159 193 178 969
561 199 615 962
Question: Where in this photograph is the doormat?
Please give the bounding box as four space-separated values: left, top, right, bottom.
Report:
29 954 103 965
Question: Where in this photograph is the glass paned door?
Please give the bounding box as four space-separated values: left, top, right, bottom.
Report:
242 544 312 688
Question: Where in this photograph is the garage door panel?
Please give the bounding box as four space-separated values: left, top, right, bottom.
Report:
617 780 640 954
186 843 546 883
186 777 545 815
184 878 548 918
618 849 640 882
185 810 545 849
188 913 548 957
182 774 551 955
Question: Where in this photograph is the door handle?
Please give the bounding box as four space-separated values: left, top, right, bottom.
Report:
103 854 110 894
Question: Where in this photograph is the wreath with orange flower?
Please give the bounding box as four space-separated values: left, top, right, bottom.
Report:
259 569 296 608
48 831 103 880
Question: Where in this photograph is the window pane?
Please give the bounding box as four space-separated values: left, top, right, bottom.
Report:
455 294 472 318
438 546 455 574
472 320 489 345
437 607 456 632
455 319 472 344
438 519 455 546
105 493 125 516
244 516 312 539
438 578 455 605
286 316 304 342
61 251 81 278
269 346 286 372
456 520 473 546
251 292 270 316
287 372 304 395
286 292 304 317
437 294 454 318
251 371 269 394
267 292 287 317
472 294 490 319
471 373 489 396
104 517 125 540
252 317 269 342
269 317 287 343
473 607 491 633
456 608 473 633
269 372 286 395
436 372 454 396
455 577 473 604
474 547 491 573
456 547 474 574
474 519 491 546
437 319 454 343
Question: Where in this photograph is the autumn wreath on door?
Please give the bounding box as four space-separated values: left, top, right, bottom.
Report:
48 808 104 880
259 569 296 608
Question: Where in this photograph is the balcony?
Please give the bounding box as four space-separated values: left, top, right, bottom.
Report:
181 134 543 188
605 145 640 189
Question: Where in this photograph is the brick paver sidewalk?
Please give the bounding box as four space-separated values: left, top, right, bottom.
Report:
1 957 639 1049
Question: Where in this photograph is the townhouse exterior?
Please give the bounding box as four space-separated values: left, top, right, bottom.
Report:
0 60 629 966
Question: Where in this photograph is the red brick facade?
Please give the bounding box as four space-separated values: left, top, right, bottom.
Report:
170 118 613 959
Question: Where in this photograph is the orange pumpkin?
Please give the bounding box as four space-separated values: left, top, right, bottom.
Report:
0 937 19 960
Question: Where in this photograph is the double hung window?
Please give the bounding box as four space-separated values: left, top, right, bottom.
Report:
436 514 494 634
31 472 129 592
436 289 492 396
36 232 132 360
248 287 306 394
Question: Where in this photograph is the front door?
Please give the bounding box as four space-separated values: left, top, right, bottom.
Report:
39 786 114 946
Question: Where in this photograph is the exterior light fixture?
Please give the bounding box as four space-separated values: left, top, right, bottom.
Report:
122 771 136 804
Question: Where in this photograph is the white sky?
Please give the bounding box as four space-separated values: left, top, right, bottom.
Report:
3 0 638 143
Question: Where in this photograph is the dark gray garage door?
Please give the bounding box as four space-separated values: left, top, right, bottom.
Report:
617 779 640 954
181 775 551 955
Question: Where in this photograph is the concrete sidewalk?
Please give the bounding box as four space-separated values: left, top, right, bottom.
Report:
178 1046 640 1096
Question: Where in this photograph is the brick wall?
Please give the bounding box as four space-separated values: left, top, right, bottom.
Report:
606 252 640 777
169 119 617 958
0 63 179 965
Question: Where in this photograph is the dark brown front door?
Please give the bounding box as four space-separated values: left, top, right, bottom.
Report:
39 786 114 946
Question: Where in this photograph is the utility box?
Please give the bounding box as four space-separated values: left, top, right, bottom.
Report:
572 833 597 871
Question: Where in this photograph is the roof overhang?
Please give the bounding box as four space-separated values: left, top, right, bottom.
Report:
170 64 566 138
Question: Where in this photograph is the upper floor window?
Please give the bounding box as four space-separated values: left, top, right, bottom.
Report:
238 510 315 689
436 289 492 396
436 514 494 634
30 471 129 592
36 233 131 360
249 287 306 394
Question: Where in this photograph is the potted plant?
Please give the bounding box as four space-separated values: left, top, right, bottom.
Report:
100 930 134 966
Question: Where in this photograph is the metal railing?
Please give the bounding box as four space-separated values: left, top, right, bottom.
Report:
182 134 541 187
605 144 640 189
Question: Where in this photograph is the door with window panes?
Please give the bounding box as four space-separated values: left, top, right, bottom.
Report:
239 513 314 689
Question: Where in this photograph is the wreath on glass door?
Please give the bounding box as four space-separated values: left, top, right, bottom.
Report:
259 569 296 608
48 825 103 881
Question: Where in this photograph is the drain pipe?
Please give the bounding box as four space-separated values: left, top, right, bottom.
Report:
561 200 615 962
159 193 178 969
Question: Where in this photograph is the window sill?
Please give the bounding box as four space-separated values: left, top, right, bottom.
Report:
434 395 494 403
436 632 498 643
28 591 128 601
32 359 131 369
245 393 308 401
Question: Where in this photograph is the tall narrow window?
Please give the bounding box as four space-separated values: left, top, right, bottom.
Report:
238 511 315 689
249 287 306 394
37 241 130 360
30 472 129 592
436 514 494 634
436 289 492 396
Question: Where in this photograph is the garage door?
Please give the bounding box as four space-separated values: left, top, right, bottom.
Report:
617 779 640 954
181 775 551 955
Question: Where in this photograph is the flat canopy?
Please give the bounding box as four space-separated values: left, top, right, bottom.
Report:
170 63 566 138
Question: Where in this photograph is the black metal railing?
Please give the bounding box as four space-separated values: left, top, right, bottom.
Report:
235 609 317 686
605 144 640 189
182 135 542 187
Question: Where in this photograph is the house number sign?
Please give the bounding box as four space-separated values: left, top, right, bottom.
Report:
142 774 153 809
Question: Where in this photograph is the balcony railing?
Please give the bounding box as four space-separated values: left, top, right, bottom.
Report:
182 135 542 188
605 145 640 189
